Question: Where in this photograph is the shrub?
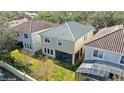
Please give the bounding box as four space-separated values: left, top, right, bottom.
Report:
33 49 43 59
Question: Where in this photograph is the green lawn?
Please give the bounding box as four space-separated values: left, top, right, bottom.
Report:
10 49 75 81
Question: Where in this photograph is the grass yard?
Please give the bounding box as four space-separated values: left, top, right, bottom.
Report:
10 49 75 81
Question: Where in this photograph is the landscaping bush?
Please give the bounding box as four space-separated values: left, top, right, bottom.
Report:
33 49 43 59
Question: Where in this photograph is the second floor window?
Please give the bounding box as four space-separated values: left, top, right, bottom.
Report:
93 49 103 58
57 40 63 47
17 33 19 37
24 34 28 39
45 37 50 43
120 56 124 64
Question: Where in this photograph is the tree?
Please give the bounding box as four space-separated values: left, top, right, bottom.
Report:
42 56 49 81
0 15 16 54
0 12 28 21
30 56 50 80
36 11 124 30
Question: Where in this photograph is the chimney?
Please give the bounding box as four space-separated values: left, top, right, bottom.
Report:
30 20 32 33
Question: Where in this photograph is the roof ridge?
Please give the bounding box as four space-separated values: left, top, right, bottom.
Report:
39 24 59 34
93 25 123 40
85 28 124 46
66 22 75 41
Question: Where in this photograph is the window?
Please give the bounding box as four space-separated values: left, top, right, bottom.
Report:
47 49 50 54
29 44 32 49
24 43 32 49
120 56 124 64
44 48 53 55
44 48 47 53
27 43 29 48
93 49 103 58
57 40 63 46
17 33 19 37
51 50 53 55
99 70 104 74
97 51 103 58
84 34 87 40
45 37 50 43
24 43 27 48
93 50 98 57
93 69 98 73
24 34 28 39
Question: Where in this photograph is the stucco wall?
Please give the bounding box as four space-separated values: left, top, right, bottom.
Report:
85 46 124 66
0 61 36 81
16 32 33 52
74 30 94 53
31 31 42 52
31 28 52 52
16 31 42 52
41 34 75 54
41 30 94 54
83 30 94 44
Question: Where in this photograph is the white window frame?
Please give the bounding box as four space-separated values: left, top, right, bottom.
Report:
44 47 54 56
120 56 124 64
29 44 32 49
17 32 19 37
57 39 63 47
44 47 47 53
92 49 104 59
44 36 51 43
24 43 27 48
51 49 53 55
97 50 104 58
47 48 50 54
24 33 28 39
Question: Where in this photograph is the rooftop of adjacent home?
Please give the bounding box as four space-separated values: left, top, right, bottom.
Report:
40 21 95 41
85 25 124 54
9 18 29 28
10 19 56 33
24 12 38 16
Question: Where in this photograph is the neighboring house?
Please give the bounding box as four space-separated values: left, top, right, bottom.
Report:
76 25 124 81
39 21 95 65
10 19 56 52
9 18 29 28
24 12 37 16
24 12 38 18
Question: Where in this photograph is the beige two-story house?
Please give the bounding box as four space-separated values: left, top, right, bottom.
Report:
39 21 95 65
